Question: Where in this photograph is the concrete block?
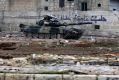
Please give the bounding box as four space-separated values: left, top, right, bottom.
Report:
98 75 119 80
73 75 97 80
5 73 34 80
35 74 62 80
0 73 5 80
62 75 74 80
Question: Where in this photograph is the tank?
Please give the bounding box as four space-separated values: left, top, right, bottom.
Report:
19 15 92 39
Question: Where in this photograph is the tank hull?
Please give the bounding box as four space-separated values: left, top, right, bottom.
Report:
23 32 83 39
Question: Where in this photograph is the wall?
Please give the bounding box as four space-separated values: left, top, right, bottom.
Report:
45 0 75 11
0 0 110 11
45 0 109 11
0 73 119 80
74 0 109 11
91 0 109 11
0 0 117 33
41 11 119 30
7 0 37 11
110 0 119 11
0 11 119 33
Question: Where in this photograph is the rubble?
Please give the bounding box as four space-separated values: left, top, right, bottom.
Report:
0 38 118 75
27 53 77 65
0 52 118 68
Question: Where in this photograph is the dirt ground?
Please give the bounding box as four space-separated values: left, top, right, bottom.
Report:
0 38 118 59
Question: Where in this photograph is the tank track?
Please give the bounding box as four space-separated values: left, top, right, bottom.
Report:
24 33 82 39
24 33 63 39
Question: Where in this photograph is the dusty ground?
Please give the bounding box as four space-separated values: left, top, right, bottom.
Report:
0 37 118 59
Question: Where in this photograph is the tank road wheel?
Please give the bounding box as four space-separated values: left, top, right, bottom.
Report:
38 33 41 38
41 33 44 39
37 33 39 38
55 34 57 39
55 34 58 39
27 33 30 38
24 32 28 37
31 33 34 38
44 34 47 39
52 34 54 39
57 34 61 39
49 34 52 39
38 33 42 39
45 34 48 39
43 33 45 39
47 34 51 39
56 34 59 39
60 34 63 39
31 33 33 38
38 33 41 39
33 33 38 38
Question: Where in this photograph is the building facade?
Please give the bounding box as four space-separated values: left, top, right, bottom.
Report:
0 0 119 34
0 0 37 11
39 0 109 11
0 0 110 12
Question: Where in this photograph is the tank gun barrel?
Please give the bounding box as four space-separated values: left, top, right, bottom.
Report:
66 22 92 26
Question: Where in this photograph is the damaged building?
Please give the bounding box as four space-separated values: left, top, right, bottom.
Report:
39 0 109 11
110 0 119 11
2 0 109 11
0 0 118 34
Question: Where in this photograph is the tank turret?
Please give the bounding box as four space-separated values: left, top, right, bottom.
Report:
19 15 92 39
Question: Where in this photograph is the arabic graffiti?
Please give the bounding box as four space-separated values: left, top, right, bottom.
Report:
53 14 107 23
74 15 107 23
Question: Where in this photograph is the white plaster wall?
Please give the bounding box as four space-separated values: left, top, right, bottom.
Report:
0 11 119 32
40 11 119 30
110 0 119 11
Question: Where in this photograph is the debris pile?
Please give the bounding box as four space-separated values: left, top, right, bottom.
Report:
27 53 77 65
0 42 17 50
64 40 94 47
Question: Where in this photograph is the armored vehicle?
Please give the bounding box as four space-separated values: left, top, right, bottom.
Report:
19 15 92 39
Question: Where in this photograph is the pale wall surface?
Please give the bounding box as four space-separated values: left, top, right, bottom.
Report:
110 0 119 11
0 73 119 80
0 11 119 32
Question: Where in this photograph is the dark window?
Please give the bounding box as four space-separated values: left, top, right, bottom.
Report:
44 6 48 10
81 2 87 11
113 8 116 11
67 0 74 1
59 0 65 8
95 25 100 29
98 3 101 7
45 0 48 1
